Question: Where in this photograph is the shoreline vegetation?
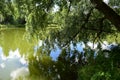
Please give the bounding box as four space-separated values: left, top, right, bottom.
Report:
0 24 25 29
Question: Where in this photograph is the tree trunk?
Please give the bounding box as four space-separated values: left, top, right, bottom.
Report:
90 0 120 31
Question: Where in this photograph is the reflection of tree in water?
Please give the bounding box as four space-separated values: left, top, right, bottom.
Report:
78 44 120 80
28 46 85 80
0 29 37 56
28 44 120 80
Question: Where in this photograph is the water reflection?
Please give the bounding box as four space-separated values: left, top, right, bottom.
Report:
0 28 62 80
0 28 85 80
0 28 35 80
0 28 38 56
0 48 29 80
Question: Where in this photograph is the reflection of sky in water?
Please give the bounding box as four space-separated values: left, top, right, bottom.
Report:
0 47 29 80
50 42 85 61
0 41 116 80
75 42 85 52
0 41 85 79
50 46 61 61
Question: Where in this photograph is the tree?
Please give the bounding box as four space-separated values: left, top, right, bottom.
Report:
1 0 120 80
90 0 120 31
24 0 120 79
19 0 120 46
1 0 120 41
1 0 120 44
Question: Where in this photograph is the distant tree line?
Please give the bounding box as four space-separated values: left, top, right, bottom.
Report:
0 14 26 26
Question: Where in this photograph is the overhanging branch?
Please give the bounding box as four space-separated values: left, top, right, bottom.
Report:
90 0 120 31
62 8 94 47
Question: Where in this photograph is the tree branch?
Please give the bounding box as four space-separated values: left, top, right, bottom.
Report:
62 8 94 47
90 0 120 31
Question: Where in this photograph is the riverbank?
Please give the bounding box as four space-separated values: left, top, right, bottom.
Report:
0 24 25 32
0 24 25 29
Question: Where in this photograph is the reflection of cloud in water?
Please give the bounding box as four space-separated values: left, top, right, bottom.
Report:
10 67 29 80
87 42 98 49
0 41 117 80
34 40 43 53
0 47 29 80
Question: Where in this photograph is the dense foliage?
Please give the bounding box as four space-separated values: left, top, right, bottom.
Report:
1 0 120 44
1 0 120 80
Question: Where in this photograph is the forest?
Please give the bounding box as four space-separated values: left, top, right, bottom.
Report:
0 0 120 80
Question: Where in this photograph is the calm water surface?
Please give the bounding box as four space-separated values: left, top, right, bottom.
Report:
0 28 43 80
0 28 85 80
